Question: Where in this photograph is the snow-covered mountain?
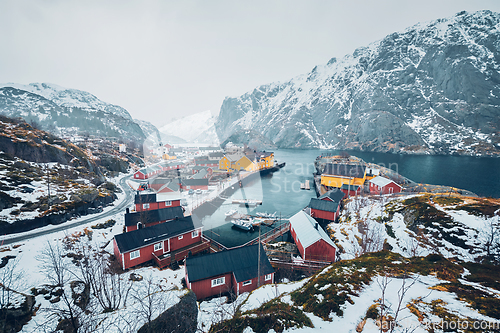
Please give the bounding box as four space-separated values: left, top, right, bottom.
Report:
0 83 133 120
0 83 146 142
159 110 220 145
134 118 162 146
216 10 500 156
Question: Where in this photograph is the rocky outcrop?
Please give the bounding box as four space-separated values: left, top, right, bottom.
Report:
216 10 500 156
0 191 116 235
137 290 198 333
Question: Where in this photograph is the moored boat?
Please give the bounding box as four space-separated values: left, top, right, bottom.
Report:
231 219 253 231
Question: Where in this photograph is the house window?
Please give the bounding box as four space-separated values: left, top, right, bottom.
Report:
143 203 150 209
192 230 199 238
178 235 183 240
211 277 225 287
130 250 140 260
164 201 172 207
242 280 252 286
265 274 272 281
154 242 162 251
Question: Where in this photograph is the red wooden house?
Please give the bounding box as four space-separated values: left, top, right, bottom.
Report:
113 216 209 270
318 190 345 203
125 205 185 232
134 165 162 180
180 179 209 191
134 192 181 212
192 166 213 177
289 211 338 263
185 244 274 300
340 184 362 198
369 176 402 195
195 160 219 168
309 198 341 222
161 161 186 171
149 178 181 193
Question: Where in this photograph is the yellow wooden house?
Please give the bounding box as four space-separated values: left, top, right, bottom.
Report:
232 155 258 171
162 153 177 160
320 163 367 188
219 154 247 171
257 152 274 169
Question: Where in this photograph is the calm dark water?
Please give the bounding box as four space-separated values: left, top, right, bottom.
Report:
200 149 499 247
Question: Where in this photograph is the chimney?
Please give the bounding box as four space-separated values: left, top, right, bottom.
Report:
126 208 130 214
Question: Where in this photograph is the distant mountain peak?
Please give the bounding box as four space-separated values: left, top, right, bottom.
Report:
159 110 220 144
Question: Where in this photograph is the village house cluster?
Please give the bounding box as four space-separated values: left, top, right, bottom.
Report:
308 154 403 224
113 148 403 301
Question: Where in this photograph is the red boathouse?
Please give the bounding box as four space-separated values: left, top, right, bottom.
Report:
289 210 338 263
185 244 274 300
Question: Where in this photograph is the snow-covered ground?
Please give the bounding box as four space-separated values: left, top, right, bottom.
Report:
0 173 188 333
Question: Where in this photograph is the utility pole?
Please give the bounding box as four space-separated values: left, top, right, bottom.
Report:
46 166 51 208
257 223 261 288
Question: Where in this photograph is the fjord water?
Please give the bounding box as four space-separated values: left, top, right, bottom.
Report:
200 149 500 248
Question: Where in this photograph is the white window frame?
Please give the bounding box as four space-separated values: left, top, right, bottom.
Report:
211 277 225 287
242 280 252 286
178 235 183 240
143 203 150 209
192 230 199 238
265 274 272 281
130 250 140 260
154 242 162 251
164 200 172 207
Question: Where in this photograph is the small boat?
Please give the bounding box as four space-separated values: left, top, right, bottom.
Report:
256 212 276 218
300 180 310 190
231 219 253 231
232 199 262 207
225 209 238 217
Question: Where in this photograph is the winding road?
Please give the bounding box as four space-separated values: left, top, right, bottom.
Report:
2 174 135 245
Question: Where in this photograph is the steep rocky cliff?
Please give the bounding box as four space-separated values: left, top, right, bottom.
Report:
216 10 500 156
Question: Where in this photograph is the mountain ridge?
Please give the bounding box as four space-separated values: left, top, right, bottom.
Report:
0 83 147 144
215 10 500 156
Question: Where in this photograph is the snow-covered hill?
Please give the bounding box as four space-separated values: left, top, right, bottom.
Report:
205 192 500 332
0 82 133 120
0 83 146 142
216 10 500 156
159 110 220 145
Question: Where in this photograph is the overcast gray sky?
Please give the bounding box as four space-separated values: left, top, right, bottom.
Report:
1 0 500 127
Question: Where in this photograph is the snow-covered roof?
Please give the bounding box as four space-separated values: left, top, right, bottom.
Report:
369 176 401 188
289 211 338 250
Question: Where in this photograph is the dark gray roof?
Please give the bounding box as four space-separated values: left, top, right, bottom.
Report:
199 146 220 151
208 152 224 158
150 178 181 192
185 244 274 283
196 160 219 165
192 166 209 171
318 190 345 202
125 206 184 226
134 193 157 204
309 198 339 213
340 184 361 191
323 163 366 178
255 151 273 160
181 178 209 186
115 216 198 253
